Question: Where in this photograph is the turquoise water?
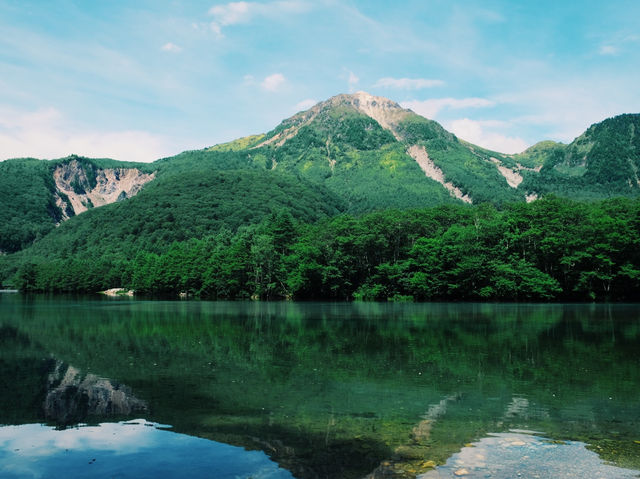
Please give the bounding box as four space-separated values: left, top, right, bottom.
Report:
1 296 639 478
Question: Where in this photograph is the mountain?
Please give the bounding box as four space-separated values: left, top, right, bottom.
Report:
2 93 640 299
255 92 530 206
0 155 155 254
156 92 640 210
185 92 527 209
1 93 639 260
518 113 640 198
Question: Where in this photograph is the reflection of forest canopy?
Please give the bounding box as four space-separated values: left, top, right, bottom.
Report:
5 196 640 301
2 300 639 475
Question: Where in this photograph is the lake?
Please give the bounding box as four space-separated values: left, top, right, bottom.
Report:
0 295 639 478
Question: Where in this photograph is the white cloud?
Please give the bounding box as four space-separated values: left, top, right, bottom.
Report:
599 45 618 55
401 97 495 119
294 98 317 111
374 77 445 90
494 80 638 143
0 420 163 458
209 1 310 36
161 42 182 53
209 1 252 26
261 73 286 91
348 71 359 92
0 106 175 163
447 118 529 154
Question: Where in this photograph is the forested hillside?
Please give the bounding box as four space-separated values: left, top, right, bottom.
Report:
0 155 155 253
519 114 640 198
0 167 344 287
2 93 640 301
0 158 62 253
7 196 640 302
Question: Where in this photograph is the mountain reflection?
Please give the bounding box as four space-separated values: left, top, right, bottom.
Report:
1 297 639 478
44 360 147 425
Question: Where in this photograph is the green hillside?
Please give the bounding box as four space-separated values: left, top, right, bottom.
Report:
2 93 640 298
519 114 640 198
0 167 344 288
0 155 154 254
217 93 525 209
13 169 342 257
7 196 640 302
0 158 62 253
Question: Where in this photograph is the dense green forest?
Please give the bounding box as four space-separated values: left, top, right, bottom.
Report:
518 114 640 198
2 96 639 302
0 166 344 288
0 155 154 254
5 196 640 301
0 158 63 253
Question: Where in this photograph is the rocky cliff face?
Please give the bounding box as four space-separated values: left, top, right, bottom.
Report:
53 159 155 220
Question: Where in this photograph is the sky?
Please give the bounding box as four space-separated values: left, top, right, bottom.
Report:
1 0 639 162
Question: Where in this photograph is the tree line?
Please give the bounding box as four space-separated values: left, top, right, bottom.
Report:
10 196 640 301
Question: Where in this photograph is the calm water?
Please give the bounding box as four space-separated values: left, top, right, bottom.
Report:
0 295 639 478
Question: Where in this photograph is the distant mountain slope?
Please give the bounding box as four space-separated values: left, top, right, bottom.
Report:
9 168 344 264
226 92 527 209
2 93 639 260
0 155 155 253
518 114 640 198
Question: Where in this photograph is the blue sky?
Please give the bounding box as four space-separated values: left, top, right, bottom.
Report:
1 0 639 161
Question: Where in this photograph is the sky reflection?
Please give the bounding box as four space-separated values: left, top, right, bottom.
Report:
0 419 294 479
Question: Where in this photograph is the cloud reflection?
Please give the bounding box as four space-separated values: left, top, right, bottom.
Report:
0 420 293 479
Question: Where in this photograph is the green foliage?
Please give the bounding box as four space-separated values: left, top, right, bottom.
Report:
519 114 640 199
8 196 640 302
0 155 155 254
514 141 564 168
0 158 61 253
255 110 461 212
2 168 344 291
394 115 455 144
207 134 266 152
427 142 525 204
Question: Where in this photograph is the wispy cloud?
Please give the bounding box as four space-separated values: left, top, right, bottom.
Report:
494 78 638 142
261 73 286 91
599 45 618 56
447 118 528 154
374 77 444 90
0 106 175 162
209 1 310 36
294 98 317 111
348 71 359 92
401 97 495 119
161 42 182 53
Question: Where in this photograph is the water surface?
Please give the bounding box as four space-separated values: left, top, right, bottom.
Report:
1 296 639 478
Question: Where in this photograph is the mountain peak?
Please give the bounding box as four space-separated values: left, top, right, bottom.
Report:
325 91 404 112
253 92 411 148
321 91 410 139
333 91 403 109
